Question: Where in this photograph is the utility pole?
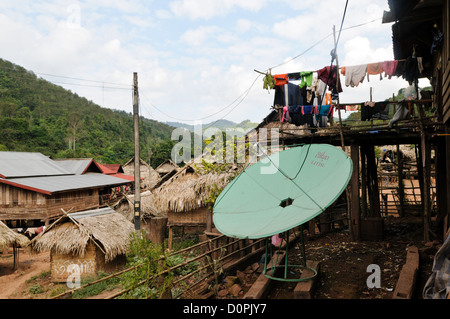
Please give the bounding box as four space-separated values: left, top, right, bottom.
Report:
133 72 141 231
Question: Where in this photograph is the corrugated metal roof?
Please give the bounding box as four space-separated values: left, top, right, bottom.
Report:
53 159 94 175
0 152 72 178
68 206 116 220
0 173 129 195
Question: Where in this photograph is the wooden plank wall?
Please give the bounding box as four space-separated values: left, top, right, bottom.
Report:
0 185 99 222
168 207 208 226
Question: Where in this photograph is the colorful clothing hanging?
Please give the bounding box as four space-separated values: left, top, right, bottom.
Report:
299 71 314 88
361 101 389 121
367 62 384 81
381 60 399 79
341 64 366 87
274 74 288 86
317 65 343 93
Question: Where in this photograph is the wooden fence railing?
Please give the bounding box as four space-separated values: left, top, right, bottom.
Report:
52 234 265 299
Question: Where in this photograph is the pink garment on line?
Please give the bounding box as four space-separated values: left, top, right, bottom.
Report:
381 60 399 79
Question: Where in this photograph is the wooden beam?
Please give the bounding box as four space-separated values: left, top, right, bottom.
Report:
350 143 360 241
397 144 405 217
421 133 432 242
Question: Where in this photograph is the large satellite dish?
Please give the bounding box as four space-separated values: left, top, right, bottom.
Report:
213 144 353 239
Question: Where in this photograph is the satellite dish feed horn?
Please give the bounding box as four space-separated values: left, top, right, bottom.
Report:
213 144 353 282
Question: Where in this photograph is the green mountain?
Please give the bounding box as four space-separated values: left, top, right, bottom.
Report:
0 58 174 165
166 119 258 135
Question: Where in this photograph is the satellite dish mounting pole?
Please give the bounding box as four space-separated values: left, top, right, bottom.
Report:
133 72 141 231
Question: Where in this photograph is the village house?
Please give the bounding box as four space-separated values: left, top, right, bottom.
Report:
29 206 134 282
123 156 161 190
0 151 130 228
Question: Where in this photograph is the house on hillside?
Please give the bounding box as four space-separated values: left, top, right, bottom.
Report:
29 207 134 282
0 152 130 227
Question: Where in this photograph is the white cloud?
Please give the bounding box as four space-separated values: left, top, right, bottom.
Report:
0 0 413 125
169 0 268 20
180 26 221 46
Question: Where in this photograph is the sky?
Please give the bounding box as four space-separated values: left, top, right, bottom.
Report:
0 0 431 125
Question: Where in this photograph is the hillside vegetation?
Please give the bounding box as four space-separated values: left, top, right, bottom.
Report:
0 58 174 166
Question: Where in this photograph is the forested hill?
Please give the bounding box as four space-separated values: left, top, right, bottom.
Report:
0 58 175 165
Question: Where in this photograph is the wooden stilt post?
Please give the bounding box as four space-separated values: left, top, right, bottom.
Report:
421 132 432 242
360 145 368 217
397 144 405 218
350 142 360 241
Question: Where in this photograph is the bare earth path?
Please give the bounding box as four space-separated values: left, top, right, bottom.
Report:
0 248 50 299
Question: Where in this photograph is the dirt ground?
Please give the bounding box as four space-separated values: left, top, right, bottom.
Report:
0 216 439 299
266 216 437 299
0 248 51 299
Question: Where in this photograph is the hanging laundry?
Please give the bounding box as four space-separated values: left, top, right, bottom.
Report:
299 71 314 88
273 82 300 107
361 101 390 121
315 104 334 123
402 56 420 84
263 73 275 91
341 64 367 87
317 65 343 93
288 105 302 126
311 78 327 105
389 101 410 127
346 105 359 112
417 57 424 74
301 105 316 127
281 106 290 123
287 72 301 80
381 60 398 79
274 74 289 86
371 102 389 120
366 62 384 81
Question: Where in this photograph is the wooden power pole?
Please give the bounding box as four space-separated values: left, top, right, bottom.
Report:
133 72 141 231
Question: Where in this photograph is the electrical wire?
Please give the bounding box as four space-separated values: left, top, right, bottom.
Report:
266 15 381 72
36 72 132 88
139 73 262 125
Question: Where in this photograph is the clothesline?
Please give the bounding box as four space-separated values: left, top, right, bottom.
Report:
256 55 423 91
273 99 433 110
255 58 408 76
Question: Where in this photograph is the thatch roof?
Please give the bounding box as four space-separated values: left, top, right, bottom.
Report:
113 190 164 220
29 207 134 262
152 161 241 214
0 221 30 249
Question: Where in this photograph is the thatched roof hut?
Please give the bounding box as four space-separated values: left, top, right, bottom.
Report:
0 220 30 250
30 207 133 262
114 190 163 220
151 160 241 249
29 207 134 281
152 162 240 215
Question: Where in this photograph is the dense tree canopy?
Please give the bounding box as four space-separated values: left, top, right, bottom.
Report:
0 59 175 167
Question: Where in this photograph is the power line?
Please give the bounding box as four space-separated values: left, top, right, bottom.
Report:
36 72 132 88
266 16 382 72
139 73 262 124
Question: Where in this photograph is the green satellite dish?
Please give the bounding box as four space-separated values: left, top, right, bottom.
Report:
213 144 353 239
